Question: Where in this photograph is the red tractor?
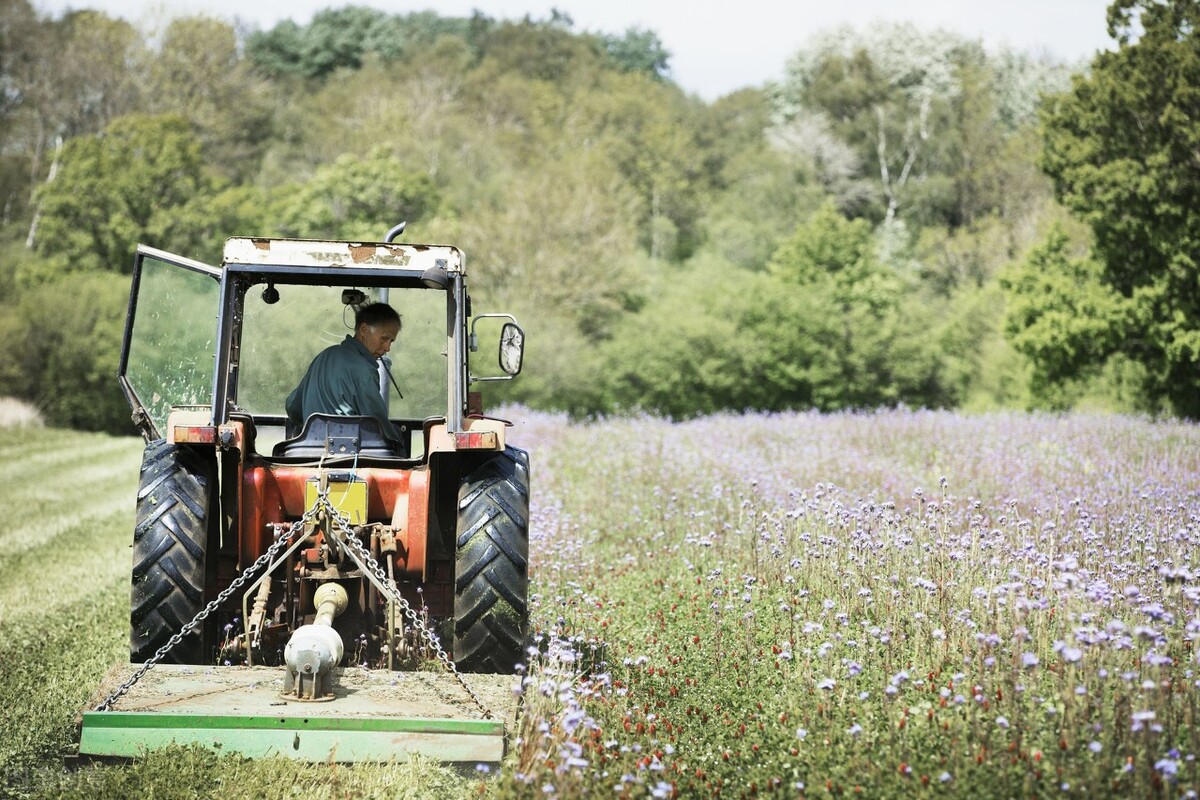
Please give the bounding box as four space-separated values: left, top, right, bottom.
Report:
117 229 529 685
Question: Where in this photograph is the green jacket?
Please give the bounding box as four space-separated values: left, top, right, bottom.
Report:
286 335 400 441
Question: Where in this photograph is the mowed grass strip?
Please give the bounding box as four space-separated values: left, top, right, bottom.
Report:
0 461 137 557
0 430 141 626
0 427 477 800
0 427 139 481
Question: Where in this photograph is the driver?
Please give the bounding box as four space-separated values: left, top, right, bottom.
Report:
285 302 402 442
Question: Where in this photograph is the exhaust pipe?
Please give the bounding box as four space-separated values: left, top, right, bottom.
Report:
282 583 348 701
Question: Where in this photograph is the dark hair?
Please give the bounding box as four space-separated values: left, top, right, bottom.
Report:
355 302 402 330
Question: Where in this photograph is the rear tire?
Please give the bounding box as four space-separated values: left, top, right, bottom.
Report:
130 439 216 664
453 447 530 673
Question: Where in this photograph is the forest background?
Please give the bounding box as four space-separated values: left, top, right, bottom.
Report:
1 0 1196 433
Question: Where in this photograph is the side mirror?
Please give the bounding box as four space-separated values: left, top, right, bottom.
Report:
499 322 524 376
470 314 524 383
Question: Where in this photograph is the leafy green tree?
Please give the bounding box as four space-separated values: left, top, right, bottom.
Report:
0 0 44 217
2 273 130 432
461 148 643 336
30 114 212 273
594 262 804 417
773 24 1070 230
765 203 945 409
577 72 707 261
773 23 969 226
275 148 440 241
473 14 604 84
5 9 143 229
597 204 949 417
247 6 407 79
1033 0 1200 416
598 27 670 79
1002 227 1138 409
697 89 827 271
248 7 488 81
141 16 276 180
29 11 143 139
152 184 277 264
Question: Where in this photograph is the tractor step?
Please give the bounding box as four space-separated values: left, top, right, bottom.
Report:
79 664 517 763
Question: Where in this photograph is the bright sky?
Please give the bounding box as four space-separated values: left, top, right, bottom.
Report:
35 0 1115 99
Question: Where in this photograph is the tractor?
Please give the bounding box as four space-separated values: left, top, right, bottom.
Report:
78 228 529 761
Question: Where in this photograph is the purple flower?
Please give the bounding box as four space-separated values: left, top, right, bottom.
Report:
1021 652 1039 668
1131 710 1156 732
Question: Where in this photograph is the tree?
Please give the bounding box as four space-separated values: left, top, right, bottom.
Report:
473 14 604 84
701 89 828 271
43 11 143 137
462 147 643 335
3 9 143 227
141 16 276 180
1002 227 1136 409
772 24 1071 230
2 272 131 432
599 27 670 80
765 203 945 409
31 114 212 272
247 6 408 79
275 147 441 241
0 0 43 220
596 203 949 417
576 72 707 261
1033 0 1200 417
772 23 969 226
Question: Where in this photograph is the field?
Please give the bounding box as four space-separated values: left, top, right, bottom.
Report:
1 409 1198 798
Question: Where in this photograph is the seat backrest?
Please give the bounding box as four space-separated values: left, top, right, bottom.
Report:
272 414 407 459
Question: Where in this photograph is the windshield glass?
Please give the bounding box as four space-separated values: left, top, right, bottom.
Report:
236 284 449 422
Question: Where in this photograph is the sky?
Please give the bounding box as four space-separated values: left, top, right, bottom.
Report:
34 0 1116 100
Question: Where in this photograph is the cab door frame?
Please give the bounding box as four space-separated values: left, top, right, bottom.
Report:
117 244 222 441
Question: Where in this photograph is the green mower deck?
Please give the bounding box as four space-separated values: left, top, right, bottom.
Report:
79 664 517 763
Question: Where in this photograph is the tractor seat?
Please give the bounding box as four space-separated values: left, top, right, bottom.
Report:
272 414 408 459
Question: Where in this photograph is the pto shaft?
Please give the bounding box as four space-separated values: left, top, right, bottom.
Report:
282 583 348 701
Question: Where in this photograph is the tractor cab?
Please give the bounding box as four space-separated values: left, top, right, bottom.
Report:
119 237 523 458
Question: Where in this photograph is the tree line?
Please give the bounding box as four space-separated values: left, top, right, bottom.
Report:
0 0 1195 432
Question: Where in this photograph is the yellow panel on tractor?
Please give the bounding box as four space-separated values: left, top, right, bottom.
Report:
306 479 368 525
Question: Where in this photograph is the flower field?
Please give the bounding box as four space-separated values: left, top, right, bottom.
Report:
501 409 1199 798
1 409 1197 798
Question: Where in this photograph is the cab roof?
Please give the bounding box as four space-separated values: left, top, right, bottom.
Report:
222 237 464 273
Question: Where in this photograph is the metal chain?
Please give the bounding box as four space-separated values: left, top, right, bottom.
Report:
97 490 493 720
316 494 495 719
96 507 320 712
